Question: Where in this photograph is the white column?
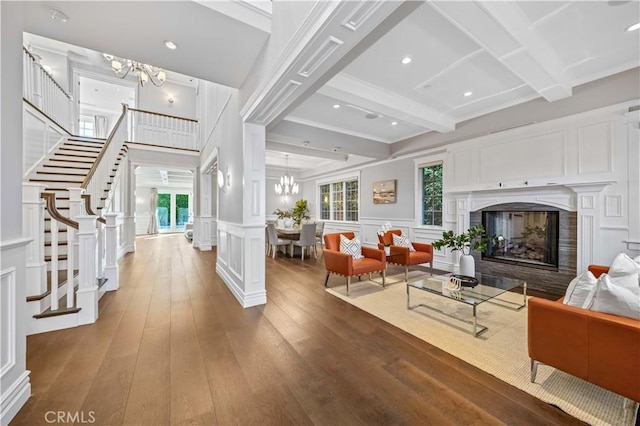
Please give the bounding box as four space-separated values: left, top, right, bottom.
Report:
103 213 119 291
22 183 47 296
241 123 266 306
124 159 136 253
452 194 472 274
625 110 640 252
76 215 98 325
198 170 213 251
567 183 613 272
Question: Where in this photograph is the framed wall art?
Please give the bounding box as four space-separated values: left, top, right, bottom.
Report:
373 179 396 204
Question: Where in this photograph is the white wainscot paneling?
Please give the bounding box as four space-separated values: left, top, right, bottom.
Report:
229 234 243 279
450 150 472 187
359 218 414 246
218 229 228 266
0 268 16 377
46 125 63 152
578 121 613 175
479 131 566 184
23 110 46 176
323 221 361 238
135 213 151 235
413 227 453 270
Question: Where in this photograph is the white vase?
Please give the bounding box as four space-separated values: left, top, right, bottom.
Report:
459 254 475 277
283 218 293 229
384 246 390 255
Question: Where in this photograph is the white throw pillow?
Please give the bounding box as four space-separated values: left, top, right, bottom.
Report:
563 271 597 307
584 274 640 320
392 233 416 252
340 234 363 260
608 253 640 288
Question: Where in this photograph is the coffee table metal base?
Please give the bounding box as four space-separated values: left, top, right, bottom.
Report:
407 288 488 337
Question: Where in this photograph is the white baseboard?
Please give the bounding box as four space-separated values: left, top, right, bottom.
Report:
216 263 266 308
0 371 31 425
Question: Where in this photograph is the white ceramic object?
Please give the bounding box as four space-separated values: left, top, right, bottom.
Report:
459 254 475 277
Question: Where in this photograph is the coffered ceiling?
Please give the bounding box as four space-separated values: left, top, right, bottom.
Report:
271 0 640 158
18 1 640 175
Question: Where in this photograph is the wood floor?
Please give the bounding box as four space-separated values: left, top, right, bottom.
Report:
12 234 585 425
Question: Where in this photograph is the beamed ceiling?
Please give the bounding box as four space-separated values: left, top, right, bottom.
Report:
20 1 640 177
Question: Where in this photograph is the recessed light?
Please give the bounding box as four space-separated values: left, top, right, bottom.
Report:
626 22 640 32
164 40 178 50
333 104 340 109
464 91 473 97
391 121 398 126
401 56 412 65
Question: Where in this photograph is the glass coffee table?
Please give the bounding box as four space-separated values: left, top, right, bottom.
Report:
407 273 527 337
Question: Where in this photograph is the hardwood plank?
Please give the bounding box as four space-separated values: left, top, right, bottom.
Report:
12 234 590 426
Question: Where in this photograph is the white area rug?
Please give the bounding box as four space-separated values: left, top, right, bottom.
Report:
326 272 638 426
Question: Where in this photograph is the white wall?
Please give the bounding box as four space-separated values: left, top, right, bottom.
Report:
1 3 32 424
302 102 640 271
138 80 196 118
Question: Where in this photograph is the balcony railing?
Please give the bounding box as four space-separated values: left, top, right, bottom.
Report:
128 108 199 151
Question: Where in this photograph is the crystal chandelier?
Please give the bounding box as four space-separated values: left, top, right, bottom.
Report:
103 54 166 87
275 155 299 198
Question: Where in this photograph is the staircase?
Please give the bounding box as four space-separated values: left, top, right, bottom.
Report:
24 136 127 335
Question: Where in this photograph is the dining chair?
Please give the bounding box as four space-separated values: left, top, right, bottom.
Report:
291 223 317 260
315 221 325 254
266 223 290 258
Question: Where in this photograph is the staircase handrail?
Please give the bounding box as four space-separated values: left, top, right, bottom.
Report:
23 47 73 100
128 107 198 123
81 104 128 209
41 192 78 229
23 47 74 133
81 194 106 224
128 107 199 150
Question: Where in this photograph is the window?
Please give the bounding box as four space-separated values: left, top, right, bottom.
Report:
78 120 94 137
318 178 359 222
421 163 443 226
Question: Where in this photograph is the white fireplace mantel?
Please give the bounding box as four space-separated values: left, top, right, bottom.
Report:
452 180 615 273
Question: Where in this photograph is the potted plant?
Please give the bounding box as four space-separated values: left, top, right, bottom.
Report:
432 224 489 277
290 199 310 227
377 221 392 255
273 208 293 228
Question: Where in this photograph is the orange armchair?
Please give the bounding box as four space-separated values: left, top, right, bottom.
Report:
323 232 386 295
378 229 433 281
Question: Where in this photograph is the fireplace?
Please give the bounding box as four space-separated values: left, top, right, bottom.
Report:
470 203 577 295
482 210 559 269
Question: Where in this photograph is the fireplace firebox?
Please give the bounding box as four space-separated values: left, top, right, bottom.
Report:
482 210 559 269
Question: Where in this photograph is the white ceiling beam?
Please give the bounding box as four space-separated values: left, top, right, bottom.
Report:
266 140 350 162
270 120 390 160
320 73 456 133
242 1 422 126
431 1 574 102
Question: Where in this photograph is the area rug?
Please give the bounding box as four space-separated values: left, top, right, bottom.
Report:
326 271 638 426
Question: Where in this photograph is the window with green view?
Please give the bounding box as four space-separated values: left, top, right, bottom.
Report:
421 163 443 226
318 178 359 222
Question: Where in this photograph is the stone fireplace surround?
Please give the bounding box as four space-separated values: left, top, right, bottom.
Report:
470 203 576 295
453 182 612 296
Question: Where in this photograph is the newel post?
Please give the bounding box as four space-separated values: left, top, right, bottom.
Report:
76 215 98 325
103 213 119 291
22 183 48 296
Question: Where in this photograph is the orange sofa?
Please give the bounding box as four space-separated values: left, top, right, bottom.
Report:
528 265 640 402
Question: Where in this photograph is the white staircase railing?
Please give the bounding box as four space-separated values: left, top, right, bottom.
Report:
128 107 199 150
23 47 73 134
82 104 129 208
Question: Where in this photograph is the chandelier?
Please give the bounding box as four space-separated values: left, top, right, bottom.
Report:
275 155 299 198
103 54 166 87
